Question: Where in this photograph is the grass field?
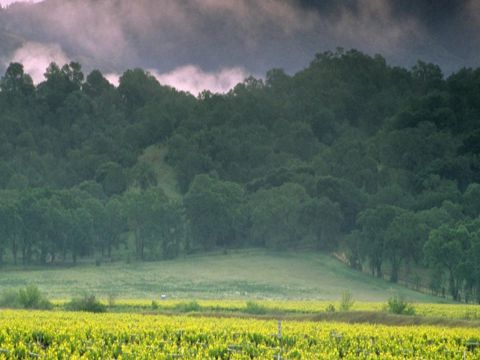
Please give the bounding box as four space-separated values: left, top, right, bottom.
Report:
0 249 443 302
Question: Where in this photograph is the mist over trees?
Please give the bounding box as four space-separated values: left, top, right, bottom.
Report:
1 0 479 79
1 49 480 302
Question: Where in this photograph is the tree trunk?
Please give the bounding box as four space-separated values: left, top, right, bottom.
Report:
12 237 17 265
390 256 400 283
449 270 459 301
135 228 144 261
22 245 27 266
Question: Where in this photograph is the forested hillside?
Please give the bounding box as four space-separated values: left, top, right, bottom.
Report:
1 49 480 302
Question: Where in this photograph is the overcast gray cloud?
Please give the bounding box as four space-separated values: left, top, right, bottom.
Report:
0 0 478 93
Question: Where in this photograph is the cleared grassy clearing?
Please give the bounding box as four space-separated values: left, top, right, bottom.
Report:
0 250 443 301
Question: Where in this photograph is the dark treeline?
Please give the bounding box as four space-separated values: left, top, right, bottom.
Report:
1 49 480 302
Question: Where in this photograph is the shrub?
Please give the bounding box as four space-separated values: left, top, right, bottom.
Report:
244 301 267 315
107 293 117 307
151 300 159 310
0 288 21 308
0 285 52 310
386 294 415 315
339 290 354 311
174 301 201 312
66 294 107 313
325 303 336 313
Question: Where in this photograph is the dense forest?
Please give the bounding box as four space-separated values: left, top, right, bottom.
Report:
1 49 480 302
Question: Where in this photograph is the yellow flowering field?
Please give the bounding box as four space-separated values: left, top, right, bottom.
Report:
0 310 479 359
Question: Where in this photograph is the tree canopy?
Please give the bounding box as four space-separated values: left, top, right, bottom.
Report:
1 51 480 301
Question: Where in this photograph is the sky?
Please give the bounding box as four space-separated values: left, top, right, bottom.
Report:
0 0 42 6
0 0 479 95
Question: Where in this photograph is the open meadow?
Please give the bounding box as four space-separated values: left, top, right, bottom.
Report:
0 250 439 301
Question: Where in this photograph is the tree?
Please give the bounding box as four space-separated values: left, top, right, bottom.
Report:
412 61 444 94
424 225 469 301
117 68 163 114
463 183 480 218
248 182 310 249
316 176 367 231
66 207 94 264
123 187 183 260
83 197 107 256
0 62 34 104
300 196 343 250
37 62 84 111
0 193 22 265
122 190 151 260
356 205 402 277
103 197 127 258
127 162 157 190
184 174 245 250
167 134 214 193
141 196 185 260
384 211 427 282
95 162 127 196
83 70 114 98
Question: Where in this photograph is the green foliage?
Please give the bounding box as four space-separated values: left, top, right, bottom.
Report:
66 294 107 313
325 304 336 313
248 182 311 249
339 290 354 311
0 289 21 308
244 301 267 315
173 301 201 312
386 294 415 315
1 50 480 302
184 174 245 249
0 285 52 310
107 293 117 307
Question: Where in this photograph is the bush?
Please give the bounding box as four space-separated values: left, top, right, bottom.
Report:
107 293 117 307
325 303 336 313
0 285 52 310
386 294 415 315
244 301 267 315
174 301 201 312
0 289 21 308
66 294 107 313
339 290 354 311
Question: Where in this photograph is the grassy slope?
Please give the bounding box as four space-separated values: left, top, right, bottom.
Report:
0 250 443 302
138 144 181 200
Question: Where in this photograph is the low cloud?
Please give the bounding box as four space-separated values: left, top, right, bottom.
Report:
104 66 249 95
7 41 70 83
104 73 120 87
0 0 43 7
151 65 248 95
